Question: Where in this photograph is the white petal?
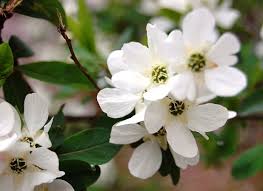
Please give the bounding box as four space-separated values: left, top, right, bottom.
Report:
228 111 237 119
150 17 174 32
122 42 152 72
0 175 14 191
110 124 148 144
0 102 15 136
144 100 167 134
44 117 53 133
128 141 162 179
29 148 63 175
107 50 127 75
205 67 247 96
166 119 198 158
187 103 229 133
46 180 74 191
112 71 150 94
207 33 240 66
20 172 61 191
171 72 196 101
24 93 49 134
0 134 18 152
143 78 174 101
35 132 52 148
170 148 199 169
215 6 240 29
97 88 140 118
146 23 167 56
182 8 216 48
196 84 216 104
116 107 146 126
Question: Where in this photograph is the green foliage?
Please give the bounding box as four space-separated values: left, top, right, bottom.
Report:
232 144 263 180
238 43 263 90
57 128 121 165
49 106 65 150
67 0 96 53
0 43 14 82
200 123 239 165
159 149 180 185
15 0 67 26
9 36 34 59
60 160 101 191
3 71 32 113
238 88 263 116
18 61 94 90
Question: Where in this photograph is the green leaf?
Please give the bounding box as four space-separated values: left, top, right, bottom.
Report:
159 149 174 176
18 61 94 90
67 0 96 53
0 43 14 81
9 36 34 59
170 164 180 186
238 88 263 116
232 145 263 180
57 128 121 165
60 160 100 190
238 43 263 89
50 106 65 150
15 0 66 26
3 71 32 113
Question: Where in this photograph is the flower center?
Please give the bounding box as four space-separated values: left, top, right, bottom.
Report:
20 137 34 147
151 65 168 84
154 127 167 137
169 100 185 116
10 158 27 174
188 53 206 72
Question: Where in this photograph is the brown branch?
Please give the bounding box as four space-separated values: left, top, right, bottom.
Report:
57 20 100 91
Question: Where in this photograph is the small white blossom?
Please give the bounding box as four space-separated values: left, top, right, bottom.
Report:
170 8 246 101
255 25 263 58
160 0 239 29
0 143 64 191
144 96 232 158
97 24 182 118
110 124 199 179
17 93 53 148
35 179 74 191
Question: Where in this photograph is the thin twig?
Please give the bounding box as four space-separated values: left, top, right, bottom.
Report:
57 17 100 91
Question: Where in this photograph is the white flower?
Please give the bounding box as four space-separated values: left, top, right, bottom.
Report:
150 17 174 32
0 143 64 191
0 101 20 151
160 0 239 29
110 124 199 179
144 96 232 158
97 24 182 118
35 179 74 191
16 93 53 148
170 8 246 101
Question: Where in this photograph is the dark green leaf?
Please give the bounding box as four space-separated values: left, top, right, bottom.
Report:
60 160 100 190
159 149 173 176
57 128 121 165
170 163 180 185
50 106 65 150
232 145 263 180
3 71 32 113
0 43 14 81
15 0 66 26
18 61 94 90
9 36 34 59
238 88 263 116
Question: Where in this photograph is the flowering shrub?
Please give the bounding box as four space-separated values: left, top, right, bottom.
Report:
0 0 262 190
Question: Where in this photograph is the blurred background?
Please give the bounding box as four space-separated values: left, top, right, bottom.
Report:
1 0 263 190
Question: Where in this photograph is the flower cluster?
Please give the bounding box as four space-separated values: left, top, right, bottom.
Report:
97 8 246 179
0 93 74 191
141 0 239 29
